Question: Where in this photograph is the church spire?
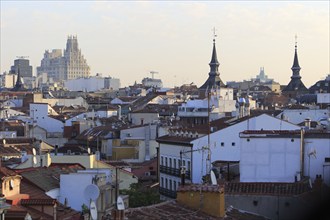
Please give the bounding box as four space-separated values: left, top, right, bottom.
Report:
199 28 225 91
291 34 301 79
12 66 24 91
209 28 220 76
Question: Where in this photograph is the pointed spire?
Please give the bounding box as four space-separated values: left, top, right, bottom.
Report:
291 34 301 78
209 28 220 76
199 28 225 91
12 66 24 91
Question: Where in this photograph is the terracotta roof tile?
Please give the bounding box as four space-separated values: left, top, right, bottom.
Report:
20 199 56 206
178 184 224 193
225 182 310 196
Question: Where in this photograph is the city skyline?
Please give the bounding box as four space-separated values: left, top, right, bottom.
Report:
1 1 329 88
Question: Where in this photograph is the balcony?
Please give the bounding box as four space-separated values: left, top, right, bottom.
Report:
160 165 191 179
159 187 176 199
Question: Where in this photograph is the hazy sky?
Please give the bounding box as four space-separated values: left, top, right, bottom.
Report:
1 1 329 88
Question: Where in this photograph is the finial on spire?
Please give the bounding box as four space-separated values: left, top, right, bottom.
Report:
212 27 217 43
295 34 298 49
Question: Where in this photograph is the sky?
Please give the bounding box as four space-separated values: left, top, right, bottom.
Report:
1 1 329 88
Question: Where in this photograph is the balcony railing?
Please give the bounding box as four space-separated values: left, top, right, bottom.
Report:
159 187 176 199
160 165 191 179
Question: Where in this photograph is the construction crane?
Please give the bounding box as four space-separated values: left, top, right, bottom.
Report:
150 71 158 79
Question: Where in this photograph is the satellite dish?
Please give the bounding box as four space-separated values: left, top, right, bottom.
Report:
84 184 100 201
117 196 125 210
90 200 98 220
33 156 37 165
32 148 36 156
210 170 217 185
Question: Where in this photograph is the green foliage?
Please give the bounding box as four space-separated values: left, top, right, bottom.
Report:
81 203 89 214
120 182 160 208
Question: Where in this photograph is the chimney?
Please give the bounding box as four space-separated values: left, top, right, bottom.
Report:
304 118 311 129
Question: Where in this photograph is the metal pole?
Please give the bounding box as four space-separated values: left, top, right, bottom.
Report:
207 92 211 174
115 166 118 204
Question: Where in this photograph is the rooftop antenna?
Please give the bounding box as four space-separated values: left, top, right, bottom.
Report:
307 147 317 177
16 56 29 59
212 27 218 43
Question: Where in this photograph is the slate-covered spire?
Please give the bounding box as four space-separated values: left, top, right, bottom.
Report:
282 36 308 96
199 36 225 90
291 39 301 79
12 66 24 91
209 39 220 76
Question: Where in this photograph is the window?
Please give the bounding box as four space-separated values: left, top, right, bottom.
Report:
161 177 164 187
169 158 172 168
187 161 191 171
183 160 186 168
173 159 177 169
232 142 236 146
169 180 172 190
165 157 168 167
173 181 177 191
221 142 224 147
165 179 168 189
161 156 164 166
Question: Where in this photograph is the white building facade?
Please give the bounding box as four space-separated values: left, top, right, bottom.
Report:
157 114 300 198
239 130 330 185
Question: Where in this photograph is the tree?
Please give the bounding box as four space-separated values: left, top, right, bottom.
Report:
120 183 160 208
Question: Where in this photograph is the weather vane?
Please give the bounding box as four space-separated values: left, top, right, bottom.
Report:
295 34 298 48
212 27 217 42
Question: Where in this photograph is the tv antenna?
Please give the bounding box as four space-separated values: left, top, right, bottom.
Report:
150 71 158 79
16 56 29 59
307 148 317 177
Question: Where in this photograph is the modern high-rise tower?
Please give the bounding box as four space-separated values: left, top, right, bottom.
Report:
10 58 33 77
37 35 90 81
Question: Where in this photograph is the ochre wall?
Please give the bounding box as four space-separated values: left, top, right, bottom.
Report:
177 190 225 217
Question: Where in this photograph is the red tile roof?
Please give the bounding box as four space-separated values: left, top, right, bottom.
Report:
125 200 268 220
178 184 224 193
225 182 310 196
20 199 56 206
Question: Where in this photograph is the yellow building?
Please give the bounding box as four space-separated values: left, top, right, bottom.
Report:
176 184 225 218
